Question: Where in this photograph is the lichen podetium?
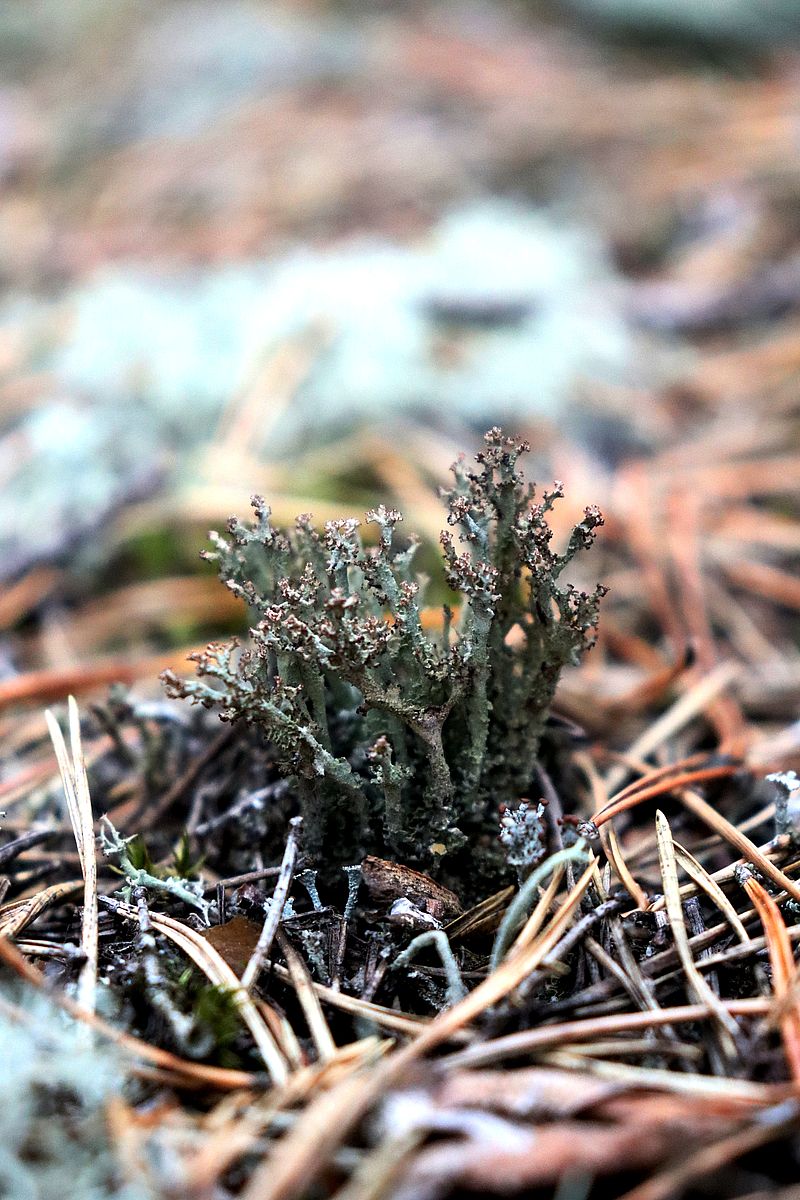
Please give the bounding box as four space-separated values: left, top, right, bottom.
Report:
163 429 605 891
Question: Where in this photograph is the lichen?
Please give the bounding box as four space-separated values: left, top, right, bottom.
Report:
163 429 604 882
0 990 149 1200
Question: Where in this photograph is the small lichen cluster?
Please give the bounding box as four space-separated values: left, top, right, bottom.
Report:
498 800 548 881
163 430 604 878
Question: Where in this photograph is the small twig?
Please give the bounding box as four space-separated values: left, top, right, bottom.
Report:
241 817 302 991
202 866 282 892
0 828 54 867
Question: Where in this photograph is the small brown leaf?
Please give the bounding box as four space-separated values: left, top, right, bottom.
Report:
201 915 263 978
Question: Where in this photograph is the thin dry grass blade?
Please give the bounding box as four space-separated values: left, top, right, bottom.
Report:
0 880 82 937
643 841 787 912
44 697 98 1015
585 937 656 1014
276 930 337 1064
421 860 597 1046
671 839 750 944
655 810 739 1057
608 914 662 1013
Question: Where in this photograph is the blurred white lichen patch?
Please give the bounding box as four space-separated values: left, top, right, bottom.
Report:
1 202 676 576
0 992 149 1200
53 203 651 436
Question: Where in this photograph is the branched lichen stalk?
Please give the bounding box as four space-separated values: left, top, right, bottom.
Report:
163 428 604 878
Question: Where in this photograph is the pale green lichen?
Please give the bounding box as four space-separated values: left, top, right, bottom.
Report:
164 429 604 880
0 991 150 1200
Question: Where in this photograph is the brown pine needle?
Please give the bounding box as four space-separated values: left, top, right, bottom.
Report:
739 871 800 1084
443 997 773 1070
0 880 82 937
616 1100 800 1200
591 764 740 830
602 663 740 794
276 929 337 1064
241 861 600 1200
543 1050 775 1103
506 864 564 958
602 819 649 910
679 788 800 906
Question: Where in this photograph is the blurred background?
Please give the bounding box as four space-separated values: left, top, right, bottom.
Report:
2 0 800 726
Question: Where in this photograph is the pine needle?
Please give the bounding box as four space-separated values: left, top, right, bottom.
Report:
276 929 337 1063
602 819 649 910
671 839 751 944
0 880 82 937
739 871 800 1084
679 788 800 905
44 697 98 1015
655 810 739 1060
